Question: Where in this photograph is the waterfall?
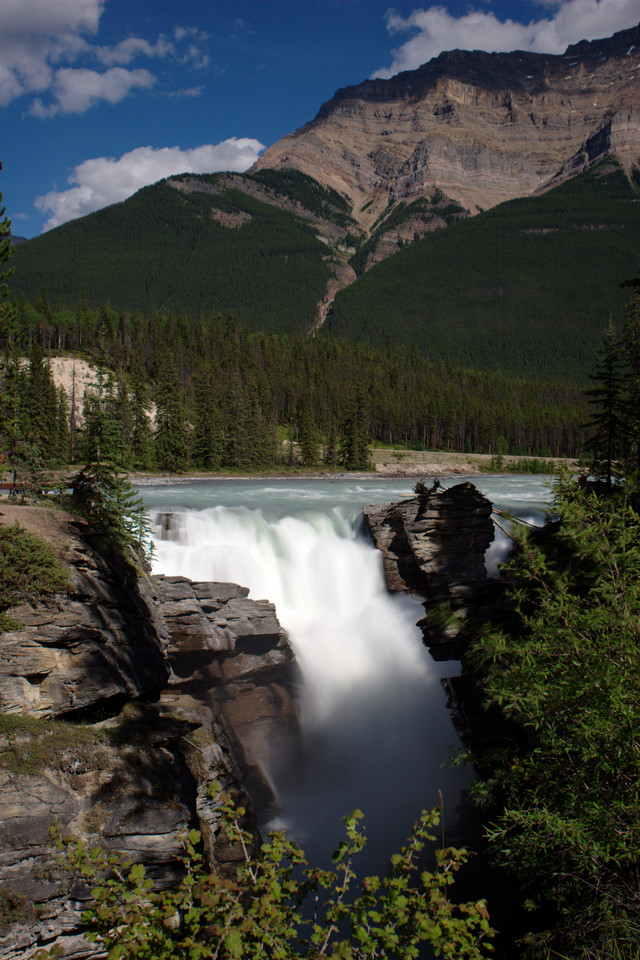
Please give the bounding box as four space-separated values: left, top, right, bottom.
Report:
151 497 469 870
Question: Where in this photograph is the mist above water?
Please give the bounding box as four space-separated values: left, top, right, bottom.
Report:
144 475 552 869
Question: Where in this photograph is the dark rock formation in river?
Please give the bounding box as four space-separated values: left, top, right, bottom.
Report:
0 507 299 959
364 481 509 750
363 480 495 595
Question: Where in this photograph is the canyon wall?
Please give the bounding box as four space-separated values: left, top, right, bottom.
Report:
0 506 299 959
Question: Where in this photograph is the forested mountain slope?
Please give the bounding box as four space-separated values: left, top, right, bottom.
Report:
10 172 350 336
326 161 639 382
9 27 639 382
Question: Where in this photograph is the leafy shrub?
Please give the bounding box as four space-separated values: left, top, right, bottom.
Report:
468 475 640 957
40 793 495 959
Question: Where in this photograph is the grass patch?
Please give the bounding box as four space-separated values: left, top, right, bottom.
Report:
0 523 68 631
0 714 102 776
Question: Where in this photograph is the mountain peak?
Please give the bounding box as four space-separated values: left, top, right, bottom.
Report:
252 25 640 237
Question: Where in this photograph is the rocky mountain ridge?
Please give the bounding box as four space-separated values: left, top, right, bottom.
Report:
10 26 639 363
253 25 639 243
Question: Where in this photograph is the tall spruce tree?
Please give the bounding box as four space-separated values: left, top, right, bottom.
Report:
298 406 319 466
154 356 189 473
585 318 626 488
191 368 223 470
0 181 18 346
620 287 640 476
129 360 156 470
81 355 124 466
339 392 371 470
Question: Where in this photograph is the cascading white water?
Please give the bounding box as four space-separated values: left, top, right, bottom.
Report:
146 475 552 870
150 495 468 869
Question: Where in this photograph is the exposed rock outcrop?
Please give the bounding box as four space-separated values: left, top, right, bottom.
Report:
364 482 511 754
154 574 300 819
364 481 502 661
0 515 168 719
0 507 299 959
363 481 494 596
253 26 640 231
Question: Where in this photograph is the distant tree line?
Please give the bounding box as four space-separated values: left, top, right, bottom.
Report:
0 294 591 477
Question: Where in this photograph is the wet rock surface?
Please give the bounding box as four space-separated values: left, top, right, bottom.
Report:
154 575 301 818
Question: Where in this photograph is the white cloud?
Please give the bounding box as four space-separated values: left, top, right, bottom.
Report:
0 0 212 111
0 0 103 104
373 0 640 78
166 86 205 100
34 140 266 231
95 35 175 66
30 66 155 116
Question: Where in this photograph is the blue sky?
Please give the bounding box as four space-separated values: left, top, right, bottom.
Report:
2 0 637 237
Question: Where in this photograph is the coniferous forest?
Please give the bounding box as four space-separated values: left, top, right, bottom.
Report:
0 294 590 479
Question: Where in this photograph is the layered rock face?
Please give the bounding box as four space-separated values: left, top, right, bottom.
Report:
253 26 640 230
154 574 300 819
0 508 299 959
364 481 501 660
364 482 511 752
364 481 494 596
0 511 169 719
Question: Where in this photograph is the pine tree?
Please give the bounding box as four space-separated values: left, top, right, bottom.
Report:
339 393 371 470
298 406 319 466
620 287 640 476
0 181 18 347
68 460 155 562
585 318 626 488
129 361 155 470
55 387 70 464
191 368 222 470
81 355 124 466
324 420 338 466
26 344 59 463
154 357 189 473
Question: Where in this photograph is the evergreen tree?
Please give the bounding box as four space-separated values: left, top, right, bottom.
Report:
0 351 31 487
339 393 371 470
469 475 640 956
324 420 338 466
298 406 319 466
154 357 189 472
81 355 124 466
585 318 626 488
620 287 640 475
68 460 155 562
26 343 59 463
0 181 18 346
129 360 156 470
55 387 70 464
191 369 223 470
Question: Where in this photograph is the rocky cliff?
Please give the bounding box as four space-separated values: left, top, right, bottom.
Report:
363 479 506 660
363 481 512 755
0 506 299 959
253 26 640 238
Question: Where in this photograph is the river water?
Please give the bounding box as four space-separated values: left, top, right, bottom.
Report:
140 474 552 871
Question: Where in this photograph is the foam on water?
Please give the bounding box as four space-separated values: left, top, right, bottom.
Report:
145 474 553 866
